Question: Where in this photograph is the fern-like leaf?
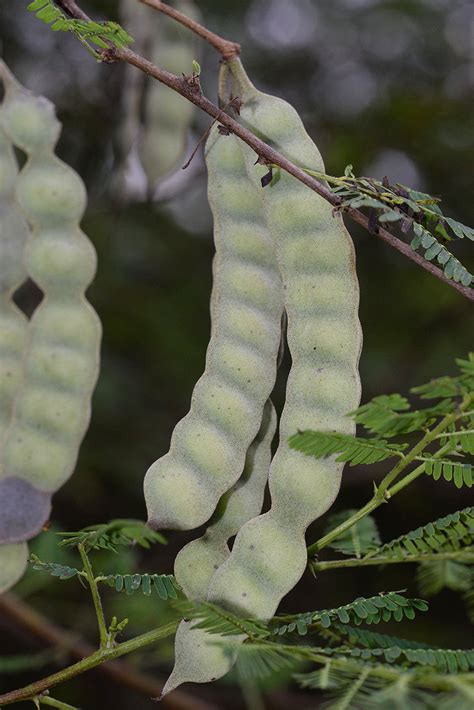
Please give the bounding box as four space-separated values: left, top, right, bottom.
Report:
289 431 406 466
416 560 472 597
102 572 179 600
271 592 428 635
27 0 133 53
323 510 381 558
410 224 473 287
422 458 473 488
174 600 268 638
351 394 449 438
29 554 83 581
59 519 166 552
366 507 474 560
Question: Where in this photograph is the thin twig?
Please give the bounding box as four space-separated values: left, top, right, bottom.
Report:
78 544 107 650
0 593 216 710
54 0 474 302
139 0 240 60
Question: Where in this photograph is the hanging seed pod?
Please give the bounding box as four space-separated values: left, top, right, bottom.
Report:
163 59 362 694
174 399 277 600
144 126 283 531
0 61 101 545
0 79 32 590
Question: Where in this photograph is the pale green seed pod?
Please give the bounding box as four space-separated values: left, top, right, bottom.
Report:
0 63 102 545
165 400 276 693
138 0 200 187
0 124 29 444
0 542 28 594
120 0 200 193
0 78 32 590
144 127 284 531
174 400 277 600
163 59 362 693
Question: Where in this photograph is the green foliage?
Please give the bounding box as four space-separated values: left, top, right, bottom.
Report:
323 510 381 558
174 599 268 638
322 165 474 287
419 458 472 488
102 572 179 600
27 0 133 54
289 431 406 466
29 554 83 581
271 592 428 635
416 560 473 597
58 519 166 553
410 224 473 287
331 623 432 651
366 507 474 560
351 394 449 438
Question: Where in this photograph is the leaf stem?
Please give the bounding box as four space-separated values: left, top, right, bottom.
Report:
78 544 108 650
0 622 178 707
312 548 474 572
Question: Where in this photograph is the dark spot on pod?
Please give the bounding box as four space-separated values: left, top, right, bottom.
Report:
0 477 51 543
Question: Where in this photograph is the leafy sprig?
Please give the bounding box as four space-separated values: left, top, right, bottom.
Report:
58 519 166 553
27 0 133 56
304 164 474 287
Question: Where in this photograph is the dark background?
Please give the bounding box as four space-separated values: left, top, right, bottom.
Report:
0 1 473 708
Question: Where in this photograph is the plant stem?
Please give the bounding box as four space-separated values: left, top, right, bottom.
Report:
313 549 474 572
77 544 108 650
0 622 178 707
139 0 240 59
307 395 472 557
52 0 474 302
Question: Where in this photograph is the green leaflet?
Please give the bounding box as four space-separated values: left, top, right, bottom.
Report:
0 62 101 551
162 58 362 694
365 507 474 560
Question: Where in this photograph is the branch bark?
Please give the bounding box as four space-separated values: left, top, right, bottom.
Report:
139 0 240 59
54 0 474 302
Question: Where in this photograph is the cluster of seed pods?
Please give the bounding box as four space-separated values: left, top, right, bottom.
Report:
118 0 200 193
153 58 362 694
0 62 101 591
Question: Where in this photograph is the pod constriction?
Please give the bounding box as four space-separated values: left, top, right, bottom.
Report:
163 60 362 692
144 127 283 531
0 63 102 544
174 399 277 600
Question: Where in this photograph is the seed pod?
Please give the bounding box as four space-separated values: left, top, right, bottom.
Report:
0 62 102 544
138 0 200 188
120 0 199 194
163 59 362 693
144 127 283 531
0 85 31 589
174 399 277 600
0 120 29 445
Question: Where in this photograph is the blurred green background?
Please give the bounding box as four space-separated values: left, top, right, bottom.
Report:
0 0 473 708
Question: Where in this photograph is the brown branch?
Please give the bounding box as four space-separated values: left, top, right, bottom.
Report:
139 0 240 60
55 0 474 302
0 592 216 710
